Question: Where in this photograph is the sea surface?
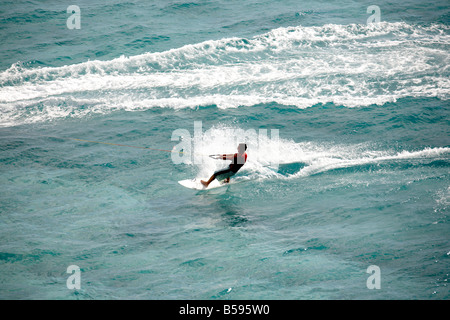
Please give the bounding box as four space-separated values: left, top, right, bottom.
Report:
0 0 449 299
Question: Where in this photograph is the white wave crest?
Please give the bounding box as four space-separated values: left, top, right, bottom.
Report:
0 22 449 127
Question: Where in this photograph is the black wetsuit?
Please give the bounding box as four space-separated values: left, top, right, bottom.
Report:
214 152 247 181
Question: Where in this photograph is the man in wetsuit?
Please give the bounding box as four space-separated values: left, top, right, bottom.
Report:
201 143 247 188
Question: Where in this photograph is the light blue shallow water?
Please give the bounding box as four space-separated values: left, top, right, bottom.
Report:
0 0 449 299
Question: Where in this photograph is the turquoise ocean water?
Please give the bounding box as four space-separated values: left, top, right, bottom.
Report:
0 0 449 299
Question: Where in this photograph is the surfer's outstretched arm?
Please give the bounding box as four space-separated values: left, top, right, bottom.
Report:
221 153 235 160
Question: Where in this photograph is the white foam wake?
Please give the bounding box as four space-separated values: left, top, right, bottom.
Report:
290 146 450 178
179 125 449 181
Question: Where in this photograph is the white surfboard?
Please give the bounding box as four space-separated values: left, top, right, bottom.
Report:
178 178 228 190
178 177 251 190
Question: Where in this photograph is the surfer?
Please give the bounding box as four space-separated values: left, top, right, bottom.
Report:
201 143 248 188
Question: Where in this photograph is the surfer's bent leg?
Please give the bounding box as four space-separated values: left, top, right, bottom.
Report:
201 173 216 187
201 168 233 187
